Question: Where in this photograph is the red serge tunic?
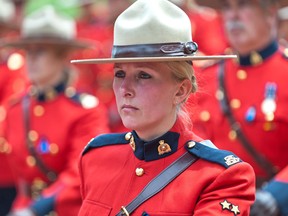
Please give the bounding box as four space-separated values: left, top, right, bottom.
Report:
78 118 255 216
4 79 110 216
190 41 288 180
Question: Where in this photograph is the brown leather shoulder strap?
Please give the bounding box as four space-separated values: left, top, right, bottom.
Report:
116 151 198 216
217 60 278 179
22 95 57 182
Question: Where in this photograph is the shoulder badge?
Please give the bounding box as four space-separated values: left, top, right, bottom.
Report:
186 140 242 168
83 133 129 155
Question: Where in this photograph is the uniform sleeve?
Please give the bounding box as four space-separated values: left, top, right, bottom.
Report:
194 162 255 216
263 165 288 216
30 104 110 216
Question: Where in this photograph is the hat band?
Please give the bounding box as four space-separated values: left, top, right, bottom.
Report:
112 41 198 58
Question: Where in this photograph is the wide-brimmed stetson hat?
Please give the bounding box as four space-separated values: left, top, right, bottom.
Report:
0 0 18 30
0 5 89 50
71 0 236 64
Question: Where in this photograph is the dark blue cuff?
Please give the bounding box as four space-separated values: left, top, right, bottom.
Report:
30 195 56 216
264 180 288 216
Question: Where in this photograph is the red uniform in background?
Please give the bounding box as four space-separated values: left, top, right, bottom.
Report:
0 49 27 215
190 41 288 183
4 76 110 215
188 7 228 55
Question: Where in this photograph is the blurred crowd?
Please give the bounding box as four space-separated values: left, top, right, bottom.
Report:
0 0 287 215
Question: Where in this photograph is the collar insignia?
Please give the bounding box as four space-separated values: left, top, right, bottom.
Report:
157 140 171 155
125 132 135 151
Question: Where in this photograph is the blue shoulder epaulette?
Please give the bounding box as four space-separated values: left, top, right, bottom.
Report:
186 140 242 169
83 133 129 155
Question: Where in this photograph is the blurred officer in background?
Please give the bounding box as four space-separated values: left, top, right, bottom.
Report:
1 5 109 216
192 0 288 215
0 0 27 215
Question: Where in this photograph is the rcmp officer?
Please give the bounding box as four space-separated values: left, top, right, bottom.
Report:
192 0 288 215
0 0 27 215
72 0 255 215
1 5 110 216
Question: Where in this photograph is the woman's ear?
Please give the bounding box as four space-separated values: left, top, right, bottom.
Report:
174 79 192 105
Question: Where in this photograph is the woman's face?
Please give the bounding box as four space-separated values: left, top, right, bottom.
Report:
113 62 182 140
26 45 66 86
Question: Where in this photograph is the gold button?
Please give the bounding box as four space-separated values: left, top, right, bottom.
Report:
284 48 288 58
135 168 144 176
125 132 132 140
0 137 11 153
199 110 210 122
187 141 196 149
26 155 36 167
34 105 45 117
263 122 275 131
215 89 224 101
28 130 39 142
228 130 237 141
49 143 59 155
230 99 241 109
236 70 247 80
7 53 24 70
65 87 76 98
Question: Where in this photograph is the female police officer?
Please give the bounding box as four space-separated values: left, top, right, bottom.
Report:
72 0 255 215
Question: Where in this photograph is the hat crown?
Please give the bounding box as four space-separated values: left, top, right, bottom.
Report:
21 6 76 40
0 0 15 23
113 0 192 46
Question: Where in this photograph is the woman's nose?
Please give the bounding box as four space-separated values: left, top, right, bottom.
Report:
120 77 135 97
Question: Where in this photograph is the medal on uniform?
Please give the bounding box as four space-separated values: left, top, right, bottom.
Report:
38 137 50 154
245 106 256 122
261 82 277 122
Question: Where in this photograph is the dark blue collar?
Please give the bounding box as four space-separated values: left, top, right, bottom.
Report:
28 71 69 102
238 40 278 66
131 130 180 161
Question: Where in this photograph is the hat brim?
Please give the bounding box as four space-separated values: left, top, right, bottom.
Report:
71 55 238 64
1 38 90 50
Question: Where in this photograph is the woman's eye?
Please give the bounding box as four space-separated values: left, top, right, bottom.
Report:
138 72 152 79
114 70 125 78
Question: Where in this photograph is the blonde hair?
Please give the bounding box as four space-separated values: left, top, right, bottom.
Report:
166 61 197 126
